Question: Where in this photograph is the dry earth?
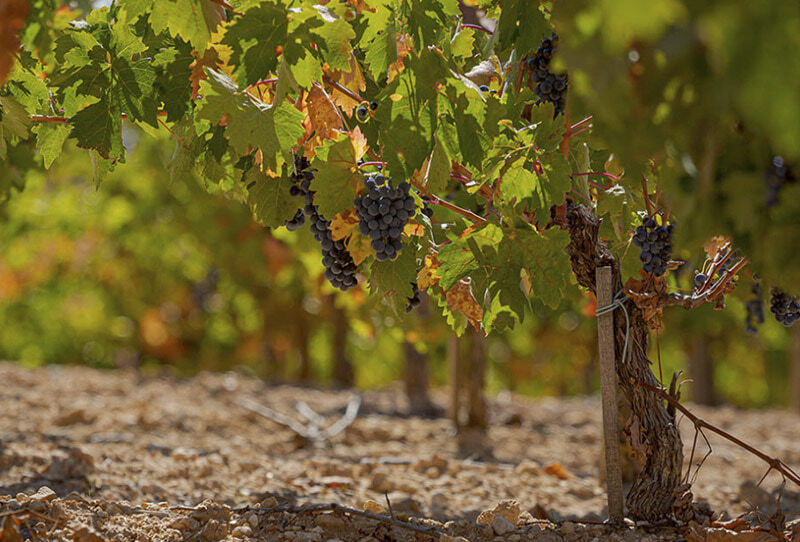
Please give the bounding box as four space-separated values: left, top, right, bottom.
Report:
0 362 799 541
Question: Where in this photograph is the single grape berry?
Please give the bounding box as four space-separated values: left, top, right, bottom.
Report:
369 101 378 110
693 273 707 290
356 105 369 122
479 85 489 92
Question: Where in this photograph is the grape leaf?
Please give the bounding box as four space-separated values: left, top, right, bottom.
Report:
246 167 298 228
369 241 416 309
70 97 123 160
221 2 288 86
0 95 31 160
150 0 219 52
197 69 304 170
310 135 360 219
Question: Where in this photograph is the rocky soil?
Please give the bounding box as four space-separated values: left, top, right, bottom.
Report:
0 362 798 541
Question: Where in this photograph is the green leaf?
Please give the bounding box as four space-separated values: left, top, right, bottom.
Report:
496 0 549 54
313 18 356 72
221 3 288 86
197 69 304 170
33 124 70 168
70 97 123 160
311 136 360 219
0 96 31 160
426 135 451 194
362 19 397 80
150 0 219 51
246 167 299 228
369 242 416 309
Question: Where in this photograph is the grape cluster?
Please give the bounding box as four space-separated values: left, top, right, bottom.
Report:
745 282 765 334
632 217 673 277
770 289 800 327
527 33 568 116
764 156 795 208
406 282 421 313
287 156 358 291
354 174 414 261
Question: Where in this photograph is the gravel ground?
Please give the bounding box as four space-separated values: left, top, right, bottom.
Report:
0 362 798 541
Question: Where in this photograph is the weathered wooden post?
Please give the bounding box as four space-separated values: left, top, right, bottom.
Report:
596 265 625 522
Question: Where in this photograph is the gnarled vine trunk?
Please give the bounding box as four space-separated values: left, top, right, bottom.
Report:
565 203 683 520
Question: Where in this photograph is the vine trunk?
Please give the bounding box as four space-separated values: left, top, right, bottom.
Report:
564 203 683 520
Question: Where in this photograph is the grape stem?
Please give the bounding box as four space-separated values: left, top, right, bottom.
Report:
248 78 278 88
459 23 493 35
425 196 488 226
358 161 385 168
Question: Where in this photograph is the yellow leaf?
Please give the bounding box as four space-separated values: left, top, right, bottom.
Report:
326 52 366 114
445 279 483 328
403 221 424 237
417 254 440 290
330 209 360 241
389 93 403 102
350 125 368 162
346 233 372 266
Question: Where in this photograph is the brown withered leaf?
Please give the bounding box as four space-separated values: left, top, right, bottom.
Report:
417 253 440 290
330 209 359 241
624 277 664 330
387 33 412 83
326 52 366 113
306 84 343 145
703 235 732 259
446 279 483 329
190 47 221 99
0 0 28 86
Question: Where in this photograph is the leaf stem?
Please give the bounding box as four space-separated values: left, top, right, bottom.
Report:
322 75 364 105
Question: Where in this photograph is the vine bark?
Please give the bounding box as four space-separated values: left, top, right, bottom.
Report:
564 203 683 520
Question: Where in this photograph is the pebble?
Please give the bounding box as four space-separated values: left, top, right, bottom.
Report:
491 515 516 535
247 513 259 529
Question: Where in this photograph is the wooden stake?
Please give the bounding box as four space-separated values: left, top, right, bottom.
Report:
596 265 624 522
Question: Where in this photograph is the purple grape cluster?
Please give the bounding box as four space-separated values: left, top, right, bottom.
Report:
287 156 358 291
355 174 414 261
527 33 567 116
406 282 421 313
745 282 765 334
632 217 674 277
764 156 795 208
770 289 800 327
